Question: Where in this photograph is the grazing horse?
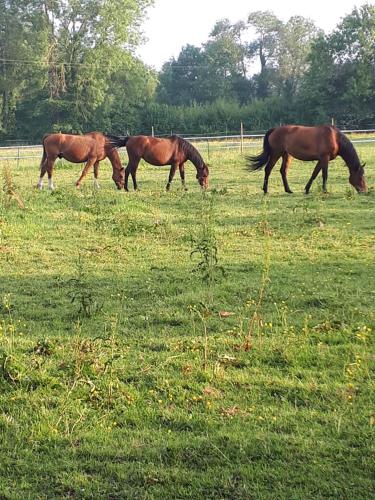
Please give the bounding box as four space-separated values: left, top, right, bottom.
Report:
108 135 209 191
38 132 125 190
247 125 367 194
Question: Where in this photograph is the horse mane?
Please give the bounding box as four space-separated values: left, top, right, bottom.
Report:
175 136 205 168
336 130 363 172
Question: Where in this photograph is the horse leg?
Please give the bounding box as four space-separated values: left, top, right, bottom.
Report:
179 163 188 191
93 161 100 189
125 164 131 191
322 164 328 193
38 159 48 189
45 158 56 190
280 153 293 194
263 154 280 194
131 163 139 190
305 159 325 194
166 163 178 191
76 157 96 188
125 158 139 191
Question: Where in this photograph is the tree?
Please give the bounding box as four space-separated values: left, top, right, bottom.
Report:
1 0 154 139
0 1 46 134
277 16 320 97
247 11 282 97
156 19 254 106
156 45 208 105
299 4 375 127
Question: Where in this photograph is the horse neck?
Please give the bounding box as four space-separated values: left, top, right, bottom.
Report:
107 149 123 171
337 132 361 172
187 153 204 173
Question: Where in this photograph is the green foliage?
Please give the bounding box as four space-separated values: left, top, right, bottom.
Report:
154 6 375 130
2 163 24 209
0 0 155 140
299 4 375 128
67 254 103 318
1 4 375 139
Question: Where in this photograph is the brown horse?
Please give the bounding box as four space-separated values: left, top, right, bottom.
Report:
108 135 209 191
38 132 125 190
247 125 367 194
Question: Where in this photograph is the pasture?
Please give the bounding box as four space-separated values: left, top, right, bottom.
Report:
0 142 374 498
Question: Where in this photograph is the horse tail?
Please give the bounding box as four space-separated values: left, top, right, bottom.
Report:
336 129 362 169
106 134 130 149
246 128 275 171
40 134 50 168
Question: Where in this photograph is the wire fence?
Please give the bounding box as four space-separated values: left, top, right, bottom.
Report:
1 130 375 163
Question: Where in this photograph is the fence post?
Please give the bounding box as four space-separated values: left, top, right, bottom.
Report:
331 117 335 126
17 146 20 170
240 122 244 155
151 126 154 137
207 140 210 159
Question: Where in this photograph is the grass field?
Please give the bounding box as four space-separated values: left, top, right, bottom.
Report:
0 144 374 498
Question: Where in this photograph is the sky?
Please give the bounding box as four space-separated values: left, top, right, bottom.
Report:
137 0 372 69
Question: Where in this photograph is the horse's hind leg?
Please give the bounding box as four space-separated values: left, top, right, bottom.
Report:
280 153 293 194
166 162 178 191
93 161 100 189
38 160 48 189
43 157 56 190
305 158 327 194
263 154 280 194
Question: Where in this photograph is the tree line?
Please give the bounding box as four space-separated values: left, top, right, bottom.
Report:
1 1 374 142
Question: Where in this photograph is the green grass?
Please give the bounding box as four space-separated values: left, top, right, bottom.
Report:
0 145 374 499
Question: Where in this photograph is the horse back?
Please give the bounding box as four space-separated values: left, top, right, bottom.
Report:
126 135 178 165
270 125 338 161
43 133 101 163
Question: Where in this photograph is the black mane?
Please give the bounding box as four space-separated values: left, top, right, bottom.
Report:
175 136 205 168
337 130 363 172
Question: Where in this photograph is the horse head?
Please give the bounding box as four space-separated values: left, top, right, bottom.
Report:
196 164 209 189
349 163 368 193
112 167 125 189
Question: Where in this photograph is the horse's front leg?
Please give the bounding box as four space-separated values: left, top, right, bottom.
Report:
166 163 178 191
322 164 328 193
124 165 131 191
76 157 96 188
179 163 188 191
305 159 325 194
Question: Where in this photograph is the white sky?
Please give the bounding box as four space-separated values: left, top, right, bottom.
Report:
137 0 372 69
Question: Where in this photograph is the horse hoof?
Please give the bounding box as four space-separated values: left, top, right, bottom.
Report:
286 190 293 194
